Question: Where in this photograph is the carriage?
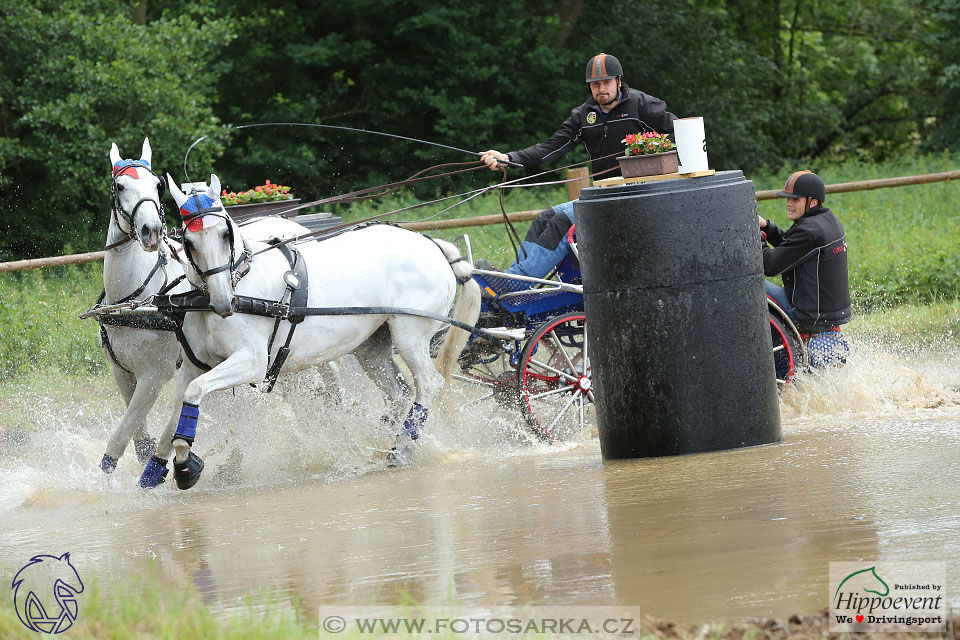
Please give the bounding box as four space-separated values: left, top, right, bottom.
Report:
90 138 809 487
452 226 807 443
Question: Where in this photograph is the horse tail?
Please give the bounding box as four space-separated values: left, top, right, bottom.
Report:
432 239 481 382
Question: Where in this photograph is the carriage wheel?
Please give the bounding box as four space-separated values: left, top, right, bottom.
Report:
517 312 594 442
452 346 518 411
770 311 801 385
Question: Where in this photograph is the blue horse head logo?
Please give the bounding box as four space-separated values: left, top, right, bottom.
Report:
11 552 84 634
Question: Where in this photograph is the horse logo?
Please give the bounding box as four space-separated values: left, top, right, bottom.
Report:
11 552 84 634
834 565 890 599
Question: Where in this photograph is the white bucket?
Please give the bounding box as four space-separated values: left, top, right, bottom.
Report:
674 117 709 174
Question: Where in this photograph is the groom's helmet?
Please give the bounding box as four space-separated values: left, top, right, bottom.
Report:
776 170 826 203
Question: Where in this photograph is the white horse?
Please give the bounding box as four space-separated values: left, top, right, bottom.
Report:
99 139 314 474
135 174 480 489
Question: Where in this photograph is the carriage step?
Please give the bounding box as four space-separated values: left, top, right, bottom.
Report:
481 327 526 340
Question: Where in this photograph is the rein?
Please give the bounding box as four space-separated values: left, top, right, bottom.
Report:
182 122 525 182
249 152 621 258
179 120 618 263
152 292 515 349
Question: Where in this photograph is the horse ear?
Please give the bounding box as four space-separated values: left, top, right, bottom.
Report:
109 143 121 167
59 552 71 562
167 173 189 209
207 174 221 199
141 138 152 166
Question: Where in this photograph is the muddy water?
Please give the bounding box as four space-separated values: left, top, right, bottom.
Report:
1 342 959 625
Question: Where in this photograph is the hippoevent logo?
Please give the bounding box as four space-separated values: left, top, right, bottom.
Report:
830 562 945 633
11 552 84 634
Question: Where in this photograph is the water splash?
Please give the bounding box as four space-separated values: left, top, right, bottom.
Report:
779 338 960 422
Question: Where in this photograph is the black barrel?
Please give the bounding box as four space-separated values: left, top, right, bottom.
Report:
575 170 781 459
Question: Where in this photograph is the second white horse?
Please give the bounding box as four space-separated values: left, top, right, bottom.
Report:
135 174 480 489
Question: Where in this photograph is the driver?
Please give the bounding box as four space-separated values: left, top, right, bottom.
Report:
476 53 678 279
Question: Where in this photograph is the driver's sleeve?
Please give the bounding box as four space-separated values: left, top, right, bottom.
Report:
507 111 581 169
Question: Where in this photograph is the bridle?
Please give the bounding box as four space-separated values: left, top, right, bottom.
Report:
108 160 167 249
178 193 252 288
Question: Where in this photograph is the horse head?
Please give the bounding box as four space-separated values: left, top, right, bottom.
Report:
108 138 166 251
167 173 247 318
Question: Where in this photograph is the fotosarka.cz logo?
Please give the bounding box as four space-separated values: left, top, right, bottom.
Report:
830 561 946 633
11 552 85 634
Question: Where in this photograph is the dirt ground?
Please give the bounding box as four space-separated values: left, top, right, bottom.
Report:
646 610 958 639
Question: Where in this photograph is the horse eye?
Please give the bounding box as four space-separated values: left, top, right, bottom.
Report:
117 184 125 191
183 238 194 250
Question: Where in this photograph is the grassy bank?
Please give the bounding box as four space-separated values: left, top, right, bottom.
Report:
0 577 955 639
1 154 959 385
0 576 316 640
0 264 107 379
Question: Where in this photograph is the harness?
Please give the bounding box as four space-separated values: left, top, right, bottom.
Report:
153 222 505 388
153 291 508 380
262 239 309 392
95 260 183 374
95 161 179 374
109 160 166 243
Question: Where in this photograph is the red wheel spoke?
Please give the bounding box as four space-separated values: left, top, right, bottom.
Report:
518 313 592 441
526 356 578 383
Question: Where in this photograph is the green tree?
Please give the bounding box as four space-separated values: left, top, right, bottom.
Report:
0 0 235 260
925 0 960 149
169 0 578 201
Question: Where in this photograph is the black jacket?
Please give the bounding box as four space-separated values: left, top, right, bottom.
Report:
762 205 851 332
507 83 677 177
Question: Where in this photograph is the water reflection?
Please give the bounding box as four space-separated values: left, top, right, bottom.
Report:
600 435 880 622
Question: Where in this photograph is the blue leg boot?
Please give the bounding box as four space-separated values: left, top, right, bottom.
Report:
100 454 118 474
808 330 851 368
138 455 169 488
387 403 427 468
171 402 204 490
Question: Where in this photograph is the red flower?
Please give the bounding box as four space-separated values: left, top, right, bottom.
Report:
624 134 637 144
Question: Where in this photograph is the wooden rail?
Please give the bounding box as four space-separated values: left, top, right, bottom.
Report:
3 169 959 272
0 250 107 273
754 169 960 201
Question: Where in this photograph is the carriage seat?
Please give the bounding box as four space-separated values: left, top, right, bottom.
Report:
472 250 582 322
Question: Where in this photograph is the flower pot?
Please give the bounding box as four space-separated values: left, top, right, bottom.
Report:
225 199 301 221
617 151 679 178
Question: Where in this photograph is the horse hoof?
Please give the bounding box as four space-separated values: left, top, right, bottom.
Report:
100 454 118 474
134 436 157 464
173 451 204 490
386 437 416 468
138 455 169 489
